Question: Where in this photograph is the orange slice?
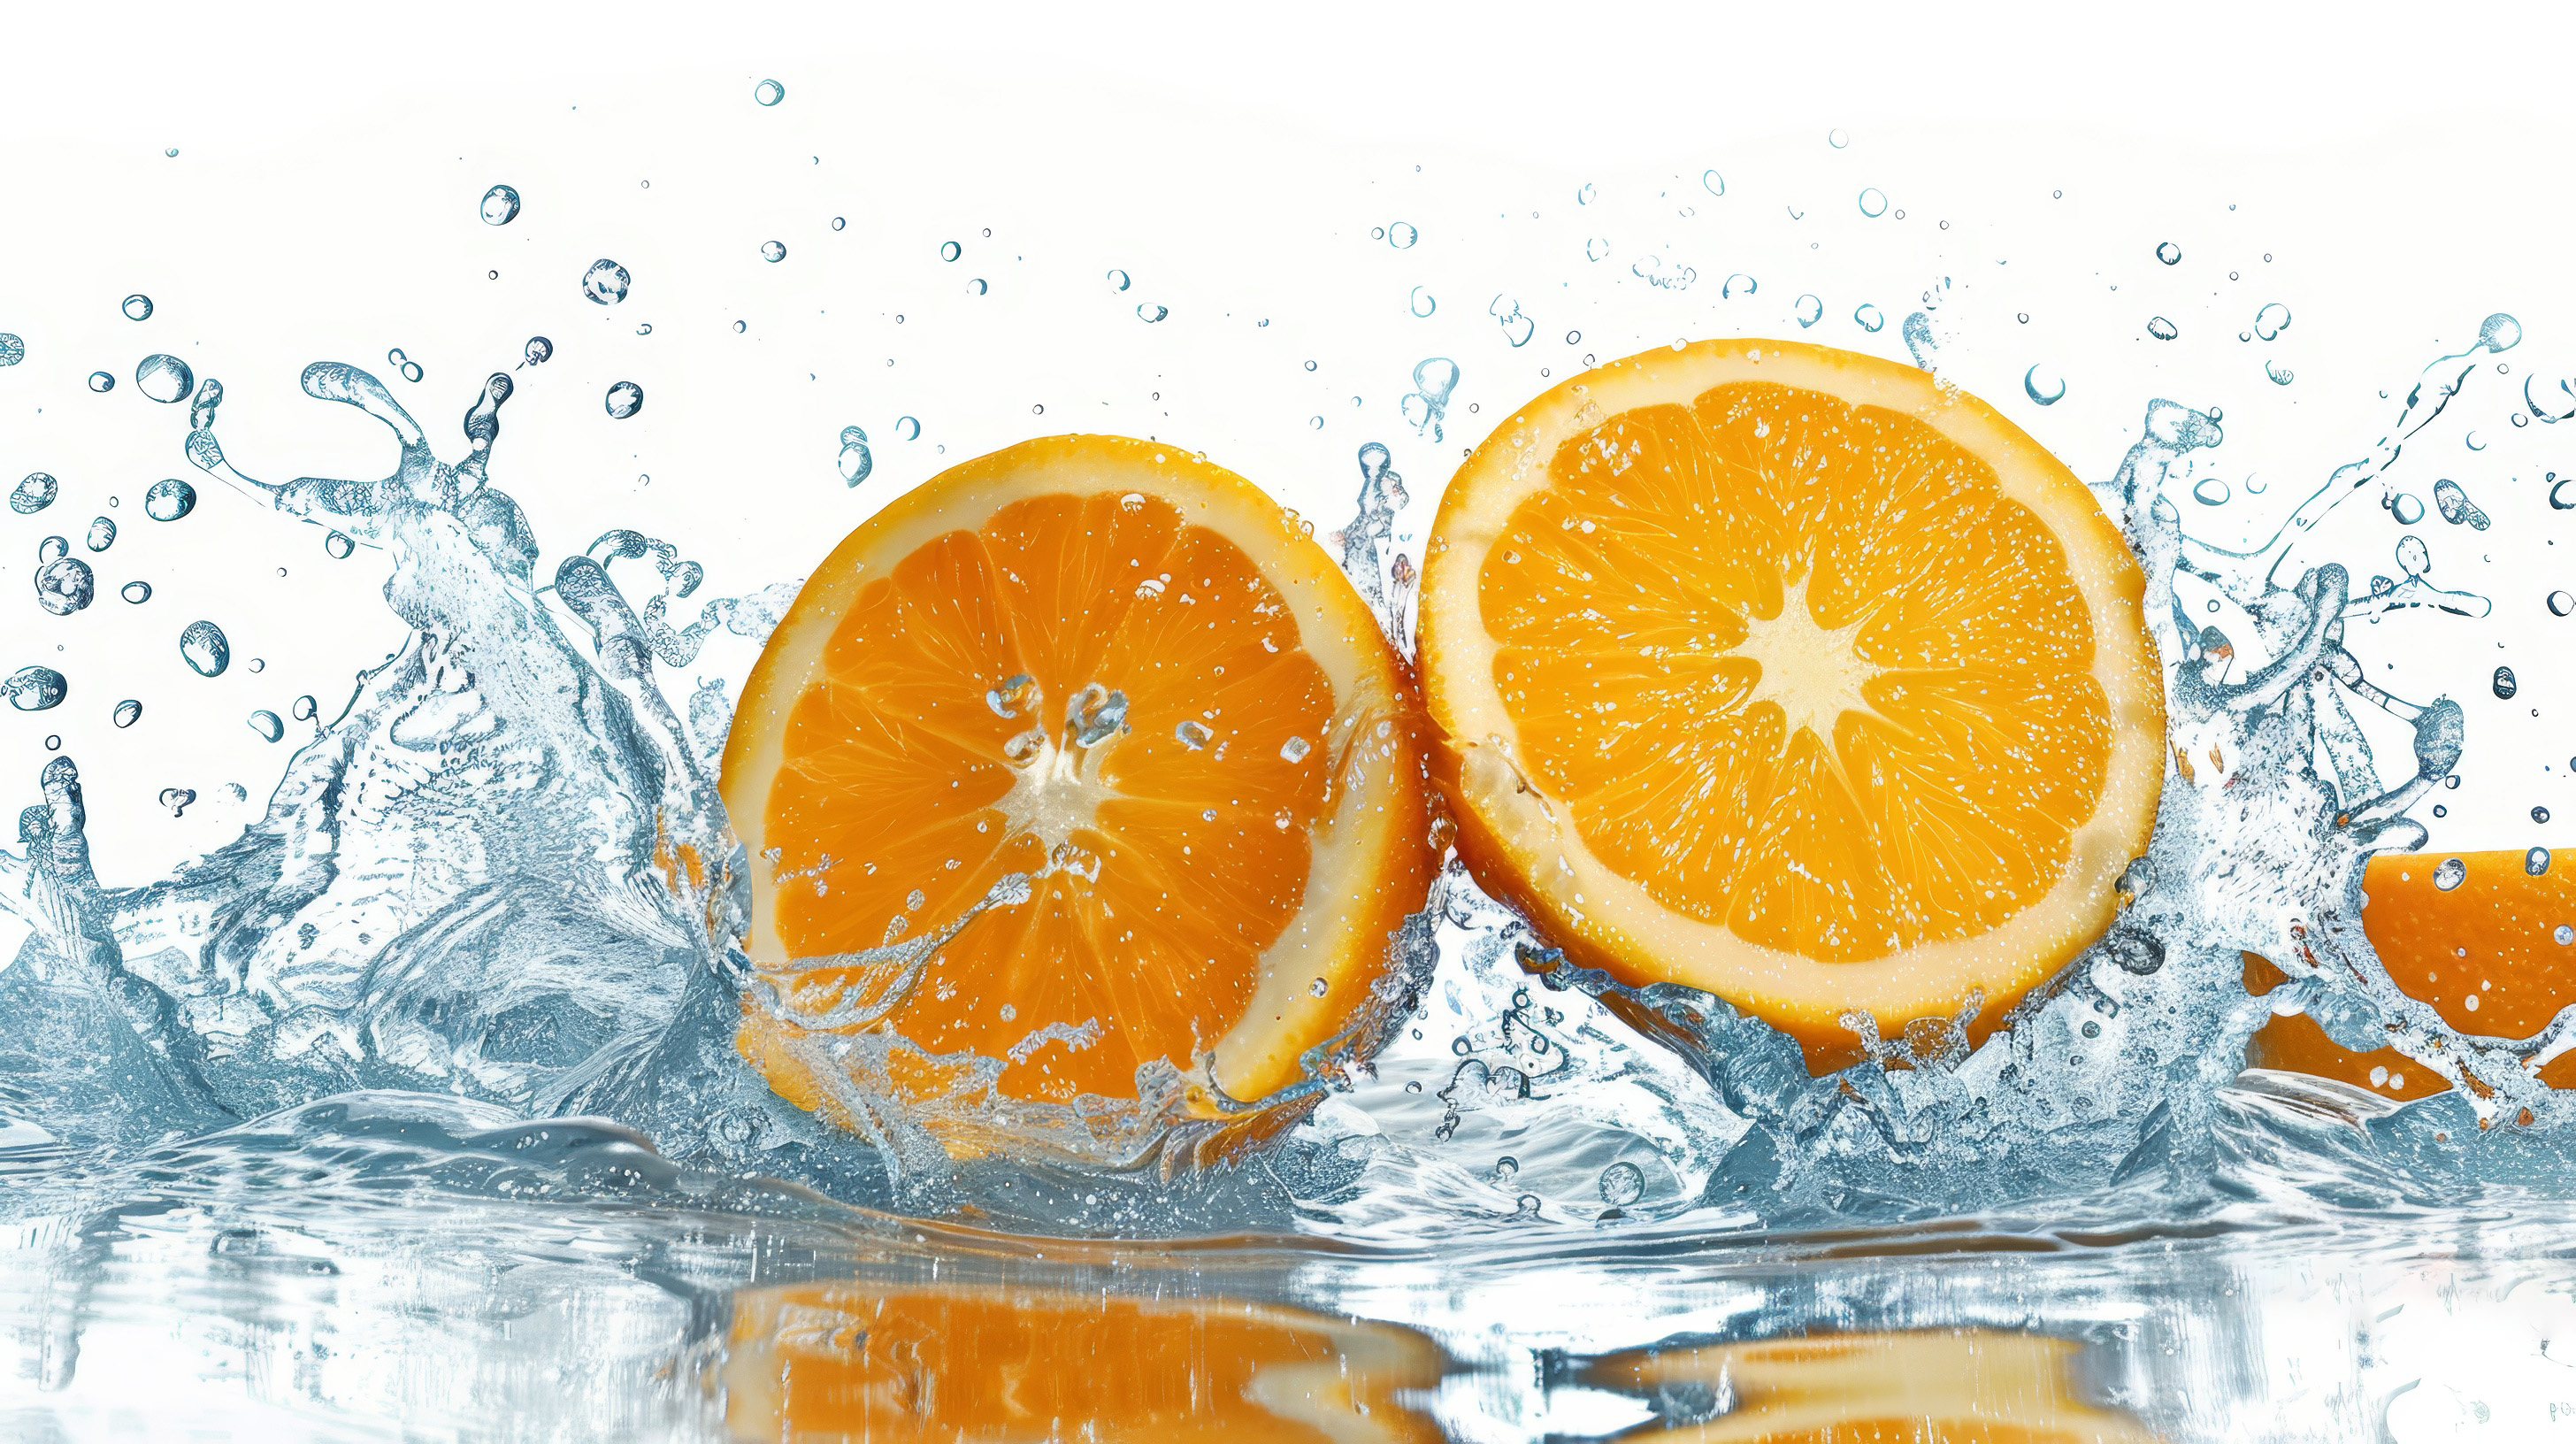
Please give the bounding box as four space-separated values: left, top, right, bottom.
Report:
2247 850 2576 1100
1419 339 2164 1063
720 435 1431 1121
723 1283 1445 1442
1581 1329 2158 1441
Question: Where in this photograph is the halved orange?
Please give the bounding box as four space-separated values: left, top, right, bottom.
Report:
1580 1329 2158 1441
723 1283 1445 1442
720 435 1432 1123
2247 850 2576 1100
1419 340 2164 1064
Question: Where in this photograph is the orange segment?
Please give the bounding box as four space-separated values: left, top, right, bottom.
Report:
721 435 1431 1118
724 1283 1445 1442
2248 850 2576 1100
1420 340 2163 1062
1581 1329 2158 1441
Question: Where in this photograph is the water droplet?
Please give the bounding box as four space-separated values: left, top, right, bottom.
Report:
1388 221 1418 249
120 580 151 604
830 217 847 232
1307 976 1330 998
88 371 115 393
2553 477 2576 511
2395 535 2432 577
1723 273 1756 298
2023 365 2066 405
324 531 354 560
1857 187 1888 217
1777 295 1820 332
248 710 283 742
1828 127 1850 148
10 472 58 515
112 699 142 728
34 556 95 615
2253 303 2291 340
5 666 67 711
1598 1160 1646 1207
604 381 645 419
2494 666 2518 699
291 694 318 721
2191 477 2231 506
732 319 748 334
1490 295 1535 348
1137 303 1168 323
122 294 154 321
1107 269 1130 291
751 238 787 265
966 278 987 296
837 426 872 486
2537 807 2555 825
479 184 521 225
1174 719 1213 750
1701 169 1725 196
1576 182 1597 204
2266 360 2295 386
939 240 962 262
179 619 230 677
2390 493 2426 526
2535 847 2557 876
397 359 424 383
2550 591 2573 617
0 334 20 366
2561 925 2576 946
134 354 194 403
895 416 921 442
2432 478 2489 530
581 259 632 305
753 79 785 106
1408 287 1436 318
37 536 66 565
158 787 194 818
1065 684 1128 747
1280 735 1311 764
2146 317 2179 342
522 336 554 367
1853 304 1884 333
1583 237 1611 263
2480 312 2522 352
2434 857 2467 891
635 324 653 337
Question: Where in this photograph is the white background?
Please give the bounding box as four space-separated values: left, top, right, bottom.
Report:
4 0 2576 896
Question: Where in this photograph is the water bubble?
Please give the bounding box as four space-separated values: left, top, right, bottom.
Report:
112 699 141 728
830 217 847 231
2253 303 2291 340
10 472 58 514
34 556 95 615
479 185 521 225
134 354 194 403
2266 360 2295 386
604 381 645 419
753 79 786 106
248 710 283 742
2480 312 2522 352
1107 269 1130 291
837 426 872 486
2434 857 2467 891
179 619 230 677
1853 304 1884 333
2156 241 2181 265
1174 719 1214 750
2431 478 2488 529
1576 182 1597 204
635 324 652 336
2538 807 2555 825
2146 317 2179 342
967 278 987 296
2023 365 2066 406
2551 591 2574 617
2494 666 2518 699
2191 477 2231 506
895 416 921 442
1388 221 1418 249
581 259 632 305
1857 187 1889 217
0 334 21 365
732 320 747 334
88 371 114 393
158 787 194 817
1408 288 1436 318
120 580 151 604
1598 1160 1646 1207
1583 237 1611 263
122 294 154 321
80 515 112 553
2562 925 2576 947
5 666 67 711
324 531 354 559
1701 169 1725 196
2390 493 2426 526
2396 534 2432 576
2554 477 2576 510
1137 303 1169 323
757 239 787 264
939 241 962 262
1782 294 1822 330
1490 295 1535 347
37 536 66 565
522 336 554 366
1828 127 1850 148
1723 273 1757 298
291 694 318 722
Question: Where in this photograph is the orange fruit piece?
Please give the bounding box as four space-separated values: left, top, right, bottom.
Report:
1579 1329 2158 1441
723 1283 1444 1442
721 435 1431 1123
1418 339 2164 1064
2247 850 2576 1100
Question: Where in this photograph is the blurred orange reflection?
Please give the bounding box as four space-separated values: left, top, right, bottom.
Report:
724 1282 1445 1442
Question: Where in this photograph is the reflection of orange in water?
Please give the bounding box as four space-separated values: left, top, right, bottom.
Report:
723 1283 1445 1442
1582 1328 2158 1442
2247 851 2576 1101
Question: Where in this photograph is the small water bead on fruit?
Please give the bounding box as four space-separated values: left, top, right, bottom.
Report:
248 710 283 742
835 426 871 486
2433 477 2489 529
1280 735 1311 764
1857 187 1889 217
479 184 520 225
2191 477 2231 506
2435 857 2468 891
291 694 317 721
2396 534 2433 576
87 372 113 392
10 472 57 514
112 699 141 728
134 354 194 403
5 666 67 710
120 580 150 603
86 516 113 551
2254 302 2292 340
2146 317 2180 341
2156 241 2181 265
324 531 354 559
122 293 154 320
179 619 230 677
753 78 785 106
2494 666 2518 699
604 381 644 419
2024 365 2067 405
761 240 786 263
1598 1159 1647 1207
581 259 632 304
1174 719 1214 750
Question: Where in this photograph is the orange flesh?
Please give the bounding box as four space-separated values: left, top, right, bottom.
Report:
1484 384 2112 959
723 1284 1444 1443
2249 850 2576 1099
